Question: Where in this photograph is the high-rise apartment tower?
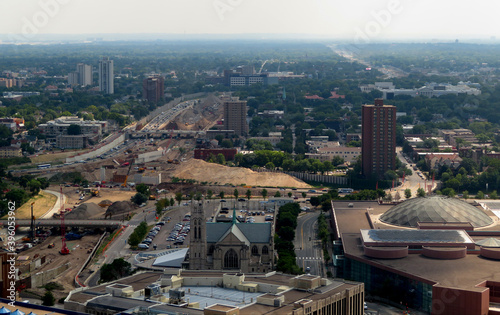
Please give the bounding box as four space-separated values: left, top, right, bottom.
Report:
361 99 396 178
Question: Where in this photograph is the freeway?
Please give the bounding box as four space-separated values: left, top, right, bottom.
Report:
294 211 323 277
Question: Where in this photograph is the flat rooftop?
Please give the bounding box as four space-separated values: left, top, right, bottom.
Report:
165 286 263 309
360 229 475 247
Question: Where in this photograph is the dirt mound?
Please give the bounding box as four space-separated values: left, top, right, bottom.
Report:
98 199 113 207
65 203 104 219
171 159 311 188
106 200 135 216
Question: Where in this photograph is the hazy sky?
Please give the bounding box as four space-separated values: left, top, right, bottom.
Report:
1 0 499 41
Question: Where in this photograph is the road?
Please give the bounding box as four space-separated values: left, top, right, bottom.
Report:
391 148 438 200
41 189 66 218
294 211 323 277
85 206 157 287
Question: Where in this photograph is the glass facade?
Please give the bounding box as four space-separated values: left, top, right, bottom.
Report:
343 258 433 313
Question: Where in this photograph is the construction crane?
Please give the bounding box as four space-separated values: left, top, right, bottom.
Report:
59 186 70 255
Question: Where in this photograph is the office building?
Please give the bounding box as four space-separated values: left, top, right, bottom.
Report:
223 100 248 136
38 116 107 138
361 99 396 178
65 270 365 315
98 57 114 94
142 75 164 103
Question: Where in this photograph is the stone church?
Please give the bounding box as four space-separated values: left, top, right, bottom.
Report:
189 201 274 273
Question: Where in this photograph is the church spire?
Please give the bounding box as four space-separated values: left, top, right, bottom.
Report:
232 205 237 225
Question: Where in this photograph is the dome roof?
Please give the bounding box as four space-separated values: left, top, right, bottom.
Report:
476 238 500 248
380 195 493 228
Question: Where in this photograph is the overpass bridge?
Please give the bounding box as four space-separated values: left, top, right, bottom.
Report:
0 219 124 229
125 129 206 138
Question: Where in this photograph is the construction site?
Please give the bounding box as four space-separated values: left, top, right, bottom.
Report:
4 93 312 302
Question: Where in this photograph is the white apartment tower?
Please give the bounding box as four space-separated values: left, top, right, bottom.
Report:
99 57 114 94
76 63 92 86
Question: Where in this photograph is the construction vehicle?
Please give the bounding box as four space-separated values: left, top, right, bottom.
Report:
138 167 146 172
121 162 134 188
91 189 100 197
149 195 157 200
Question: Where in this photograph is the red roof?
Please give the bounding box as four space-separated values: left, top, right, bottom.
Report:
329 91 345 99
305 94 324 100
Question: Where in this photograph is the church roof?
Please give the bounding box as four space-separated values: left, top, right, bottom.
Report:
206 222 272 244
217 223 250 246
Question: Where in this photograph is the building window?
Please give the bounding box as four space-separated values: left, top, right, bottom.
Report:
262 246 269 255
208 245 215 255
251 245 259 255
224 249 239 269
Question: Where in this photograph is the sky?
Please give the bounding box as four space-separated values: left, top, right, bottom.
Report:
0 0 499 41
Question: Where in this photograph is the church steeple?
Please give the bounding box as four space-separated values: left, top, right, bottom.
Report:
232 205 237 225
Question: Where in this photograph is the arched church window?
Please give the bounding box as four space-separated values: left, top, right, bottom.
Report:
262 246 269 255
224 249 239 269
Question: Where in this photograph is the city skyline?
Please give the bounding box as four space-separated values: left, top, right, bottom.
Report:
1 0 499 42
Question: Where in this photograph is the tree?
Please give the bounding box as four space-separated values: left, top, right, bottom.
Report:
246 189 252 200
394 191 401 202
207 189 213 199
417 188 426 197
477 191 485 199
170 197 175 207
216 153 226 165
100 258 132 283
220 139 233 148
42 290 55 306
490 190 498 199
302 192 307 198
131 193 148 205
219 191 225 199
175 192 183 205
195 192 202 201
462 190 469 199
332 156 345 167
274 191 281 197
233 189 239 199
261 189 268 200
265 162 275 170
288 192 293 198
135 183 150 196
28 179 41 194
442 188 456 197
404 189 412 199
67 124 82 135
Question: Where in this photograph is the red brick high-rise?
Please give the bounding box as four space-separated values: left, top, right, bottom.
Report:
142 75 164 103
362 99 396 178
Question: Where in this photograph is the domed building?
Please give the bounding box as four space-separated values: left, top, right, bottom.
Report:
379 195 493 228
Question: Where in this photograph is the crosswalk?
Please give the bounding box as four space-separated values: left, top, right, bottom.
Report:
296 257 322 261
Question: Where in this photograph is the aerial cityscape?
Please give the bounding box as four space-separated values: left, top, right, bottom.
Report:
1 1 500 315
